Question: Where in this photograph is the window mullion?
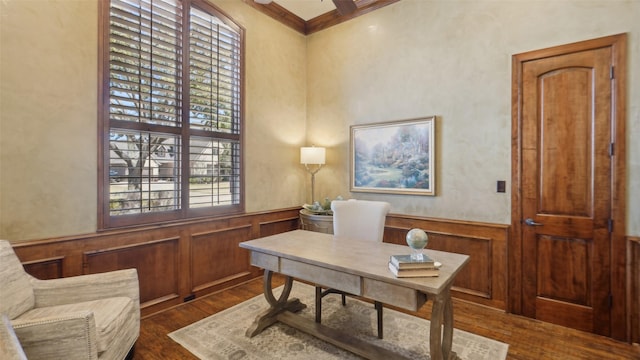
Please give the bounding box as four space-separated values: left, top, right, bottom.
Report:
145 1 153 211
181 0 191 217
214 22 220 132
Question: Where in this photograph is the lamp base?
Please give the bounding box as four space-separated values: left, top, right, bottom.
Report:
304 164 323 204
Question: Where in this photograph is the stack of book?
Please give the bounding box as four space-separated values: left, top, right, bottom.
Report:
388 254 440 278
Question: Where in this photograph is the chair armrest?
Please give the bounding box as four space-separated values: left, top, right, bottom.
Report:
1 315 27 360
12 311 98 360
30 269 139 309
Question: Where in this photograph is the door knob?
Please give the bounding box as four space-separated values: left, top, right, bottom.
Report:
524 218 543 226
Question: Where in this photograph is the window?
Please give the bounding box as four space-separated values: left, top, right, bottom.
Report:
99 0 244 228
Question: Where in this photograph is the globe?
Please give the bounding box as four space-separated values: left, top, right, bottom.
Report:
406 228 429 260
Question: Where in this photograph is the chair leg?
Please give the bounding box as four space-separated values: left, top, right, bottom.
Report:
375 301 383 339
341 293 346 306
315 286 322 323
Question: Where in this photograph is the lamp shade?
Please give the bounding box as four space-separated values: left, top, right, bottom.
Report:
300 147 326 165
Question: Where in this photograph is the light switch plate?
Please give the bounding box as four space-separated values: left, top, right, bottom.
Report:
497 180 506 193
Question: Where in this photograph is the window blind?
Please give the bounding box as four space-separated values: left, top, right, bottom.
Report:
103 0 243 226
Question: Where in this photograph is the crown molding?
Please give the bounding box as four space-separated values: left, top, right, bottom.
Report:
242 0 401 35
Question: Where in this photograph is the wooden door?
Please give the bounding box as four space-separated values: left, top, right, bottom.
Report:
512 35 627 337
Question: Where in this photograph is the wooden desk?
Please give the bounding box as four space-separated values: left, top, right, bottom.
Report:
239 230 469 360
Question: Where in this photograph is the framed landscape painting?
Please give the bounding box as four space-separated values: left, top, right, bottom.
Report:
350 117 435 196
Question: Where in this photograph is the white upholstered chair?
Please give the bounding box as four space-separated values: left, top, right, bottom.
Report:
0 240 140 360
315 199 391 338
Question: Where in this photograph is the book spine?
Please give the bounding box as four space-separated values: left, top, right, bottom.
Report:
388 262 439 277
390 255 434 269
390 261 436 270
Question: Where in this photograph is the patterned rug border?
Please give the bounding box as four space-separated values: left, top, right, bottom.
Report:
169 282 508 360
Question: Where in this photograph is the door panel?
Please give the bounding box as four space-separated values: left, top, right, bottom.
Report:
520 47 612 334
536 235 589 305
539 69 592 216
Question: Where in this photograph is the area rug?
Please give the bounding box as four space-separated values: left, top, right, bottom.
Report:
169 282 508 360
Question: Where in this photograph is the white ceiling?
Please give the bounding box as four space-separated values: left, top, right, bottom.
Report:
271 0 337 21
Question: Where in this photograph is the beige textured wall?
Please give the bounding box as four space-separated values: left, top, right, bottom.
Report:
1 0 638 240
0 0 308 241
1 0 99 241
306 0 640 235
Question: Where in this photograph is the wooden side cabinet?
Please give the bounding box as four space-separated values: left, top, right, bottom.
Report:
299 209 333 234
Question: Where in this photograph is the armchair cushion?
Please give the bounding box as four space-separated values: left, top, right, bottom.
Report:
12 297 134 353
12 312 98 360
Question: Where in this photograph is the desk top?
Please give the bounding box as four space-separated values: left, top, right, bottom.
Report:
240 230 469 295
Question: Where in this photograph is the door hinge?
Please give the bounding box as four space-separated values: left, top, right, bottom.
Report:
610 66 615 79
608 294 613 309
609 142 615 157
608 218 614 233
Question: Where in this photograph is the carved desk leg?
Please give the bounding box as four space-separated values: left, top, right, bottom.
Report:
245 270 307 337
429 288 458 360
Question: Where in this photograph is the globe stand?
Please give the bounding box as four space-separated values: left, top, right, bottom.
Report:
410 249 426 261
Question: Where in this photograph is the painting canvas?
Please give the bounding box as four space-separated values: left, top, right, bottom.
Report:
350 117 435 196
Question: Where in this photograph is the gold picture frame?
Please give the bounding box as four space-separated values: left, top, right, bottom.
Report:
350 116 435 196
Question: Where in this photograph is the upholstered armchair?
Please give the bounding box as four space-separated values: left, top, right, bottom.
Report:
0 240 140 360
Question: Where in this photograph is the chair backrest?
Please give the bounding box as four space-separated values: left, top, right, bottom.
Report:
0 241 35 319
331 199 390 242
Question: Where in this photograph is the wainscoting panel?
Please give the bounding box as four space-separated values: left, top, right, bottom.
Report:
22 256 65 280
259 216 300 237
384 214 509 310
11 208 301 317
630 236 640 344
84 237 181 307
191 225 253 295
433 232 492 298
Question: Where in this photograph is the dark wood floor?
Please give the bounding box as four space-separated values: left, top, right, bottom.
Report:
134 275 640 360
